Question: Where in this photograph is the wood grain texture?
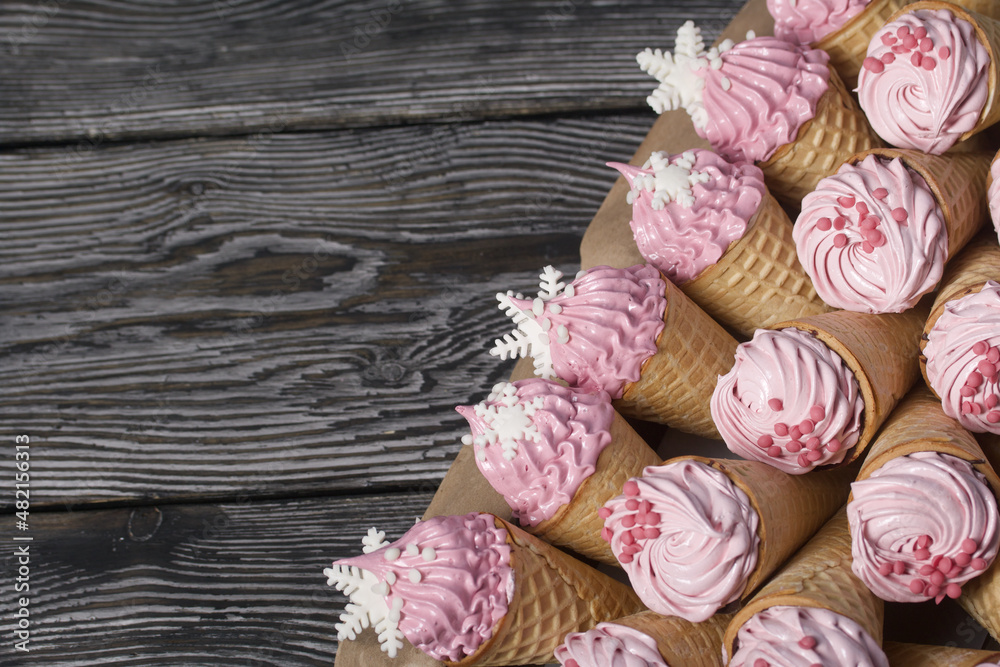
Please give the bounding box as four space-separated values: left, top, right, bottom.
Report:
0 492 434 666
0 0 746 144
0 114 652 509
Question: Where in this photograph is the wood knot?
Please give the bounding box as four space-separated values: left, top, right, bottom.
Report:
127 506 163 542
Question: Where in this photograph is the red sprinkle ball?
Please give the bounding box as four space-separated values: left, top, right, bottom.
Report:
960 340 1000 418
900 533 987 603
867 25 939 73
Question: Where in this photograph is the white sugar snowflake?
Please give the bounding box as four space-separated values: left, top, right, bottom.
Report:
361 527 389 553
325 562 404 657
628 150 709 209
468 382 544 460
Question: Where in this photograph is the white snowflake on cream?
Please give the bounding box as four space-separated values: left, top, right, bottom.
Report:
461 381 544 461
636 21 734 127
491 266 578 379
627 150 709 209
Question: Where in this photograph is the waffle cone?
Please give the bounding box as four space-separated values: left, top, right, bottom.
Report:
619 277 738 439
774 307 926 465
919 232 1000 386
758 66 882 207
530 411 660 566
612 610 732 667
450 516 645 666
680 191 833 338
961 544 1000 643
883 641 1000 666
814 0 916 90
990 145 1000 190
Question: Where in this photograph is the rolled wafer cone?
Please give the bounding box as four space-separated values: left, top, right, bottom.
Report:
612 610 732 667
451 516 646 666
774 306 927 465
722 509 884 660
814 0 916 90
883 641 1000 666
531 411 661 566
681 191 833 338
962 541 1000 644
950 0 1000 22
675 456 858 598
990 145 1000 190
919 232 1000 386
619 277 738 440
758 65 883 207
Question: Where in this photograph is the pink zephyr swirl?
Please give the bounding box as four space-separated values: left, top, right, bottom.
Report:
857 8 989 154
767 0 871 45
794 154 946 314
555 623 667 667
848 451 999 603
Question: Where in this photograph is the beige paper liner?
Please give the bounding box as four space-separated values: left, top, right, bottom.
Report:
612 610 732 667
531 411 660 565
681 191 832 338
758 65 883 207
674 456 857 597
814 0 916 91
774 307 926 465
618 277 738 440
450 516 646 666
919 232 1000 388
722 509 885 660
883 641 1000 666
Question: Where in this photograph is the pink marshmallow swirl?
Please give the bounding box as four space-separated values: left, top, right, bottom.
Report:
599 460 759 622
848 451 1000 603
730 605 888 667
456 378 614 526
858 8 990 155
700 36 829 163
711 328 864 475
925 282 1000 433
329 513 512 662
767 0 871 45
990 157 1000 239
555 623 667 667
609 149 766 284
794 154 946 314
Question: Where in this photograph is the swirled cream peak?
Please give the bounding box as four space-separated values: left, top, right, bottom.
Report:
858 8 990 154
638 22 830 163
711 328 864 474
490 265 666 398
768 0 871 45
610 149 765 284
990 156 1000 238
730 606 889 667
925 282 1000 433
848 451 1000 604
324 513 512 662
457 379 614 526
555 623 667 667
794 154 946 313
599 460 759 622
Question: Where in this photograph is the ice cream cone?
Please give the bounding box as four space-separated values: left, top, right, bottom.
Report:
722 509 884 660
681 191 833 338
758 66 883 207
619 277 738 439
774 306 927 465
450 516 645 666
883 641 1000 666
950 0 1000 22
612 610 732 667
531 411 661 566
814 0 916 90
676 456 857 596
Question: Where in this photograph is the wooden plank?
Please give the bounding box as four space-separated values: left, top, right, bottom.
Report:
0 114 652 509
0 491 433 665
0 0 746 144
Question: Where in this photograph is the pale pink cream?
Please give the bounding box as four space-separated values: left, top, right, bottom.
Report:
794 154 946 314
729 606 888 666
768 0 871 45
610 149 765 284
848 451 1000 603
990 156 1000 239
555 623 668 667
600 460 759 622
925 282 1000 433
858 8 990 154
456 379 614 526
711 328 864 475
328 513 512 662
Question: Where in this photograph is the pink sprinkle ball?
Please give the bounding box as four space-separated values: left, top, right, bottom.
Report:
827 439 842 452
645 512 660 524
955 552 971 567
862 241 875 254
878 562 893 576
979 360 995 376
938 556 953 572
926 584 940 598
915 547 931 560
816 217 832 231
894 561 906 575
834 233 848 248
988 411 1000 424
621 530 634 545
624 480 639 496
619 553 633 564
598 507 612 519
910 579 925 594
860 216 878 230
767 445 782 458
601 526 613 542
806 437 821 450
873 187 888 199
891 207 908 222
882 52 896 65
768 398 784 411
787 440 803 453
974 341 989 355
920 564 935 575
988 348 999 363
774 422 789 436
838 195 856 208
645 527 660 539
622 515 635 528
833 216 846 230
939 46 951 59
856 201 868 215
799 419 815 434
903 34 917 49
625 498 639 511
930 570 946 586
897 26 910 39
922 57 936 71
757 434 774 448
946 583 962 599
911 52 923 67
917 535 932 548
919 37 933 52
798 636 817 650
809 405 825 421
973 557 988 570
797 453 810 467
640 500 652 513
968 371 984 386
630 527 645 541
914 26 927 39
881 33 896 46
806 449 823 462
961 386 976 397
988 395 999 408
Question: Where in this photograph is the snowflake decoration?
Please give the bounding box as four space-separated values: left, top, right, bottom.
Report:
628 150 709 209
465 382 544 461
362 527 389 553
636 21 734 127
325 561 405 657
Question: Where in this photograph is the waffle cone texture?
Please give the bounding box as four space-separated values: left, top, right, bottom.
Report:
449 516 645 666
530 411 660 566
619 277 738 439
883 641 1000 666
612 610 732 667
681 191 833 339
